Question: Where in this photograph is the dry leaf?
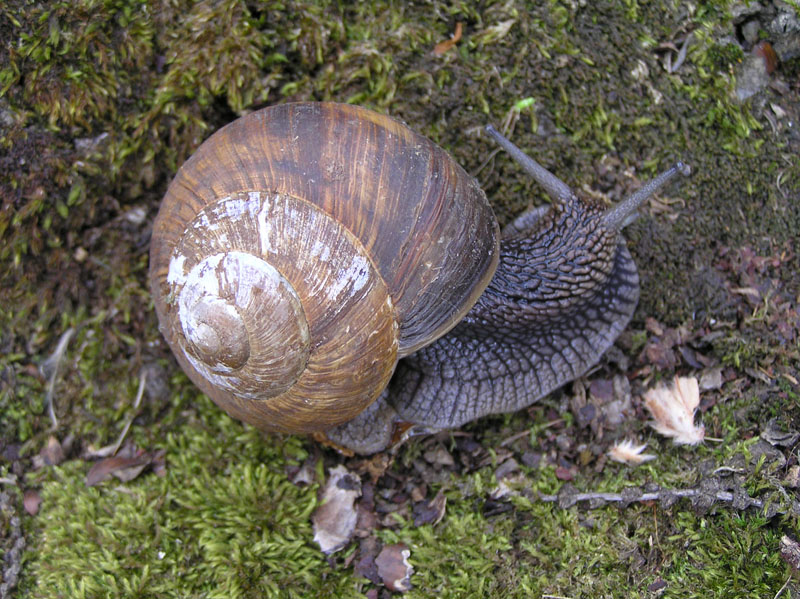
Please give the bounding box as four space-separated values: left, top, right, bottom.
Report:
354 452 391 483
412 488 447 526
433 22 462 55
555 465 576 481
422 445 454 467
312 465 361 554
289 460 316 486
23 489 42 515
354 537 381 585
85 446 166 487
33 435 65 469
86 454 148 486
608 439 656 465
698 367 723 391
643 375 705 445
375 543 413 592
489 479 521 501
761 419 800 447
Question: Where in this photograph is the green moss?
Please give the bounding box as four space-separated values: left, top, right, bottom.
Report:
25 424 364 598
1 0 798 596
662 512 785 598
706 42 745 71
23 433 792 598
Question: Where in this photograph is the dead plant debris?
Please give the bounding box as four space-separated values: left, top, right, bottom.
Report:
433 22 462 55
780 535 800 571
607 439 656 466
375 543 413 592
643 376 705 445
85 442 166 487
312 465 362 555
412 488 446 526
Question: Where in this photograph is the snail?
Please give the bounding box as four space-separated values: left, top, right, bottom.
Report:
150 102 689 454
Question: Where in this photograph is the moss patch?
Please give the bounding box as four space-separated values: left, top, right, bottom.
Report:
25 426 363 598
19 429 794 598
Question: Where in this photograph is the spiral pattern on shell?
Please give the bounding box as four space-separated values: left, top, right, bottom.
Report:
150 103 499 433
161 190 398 431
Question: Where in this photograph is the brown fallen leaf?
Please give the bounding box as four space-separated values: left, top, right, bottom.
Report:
288 459 316 487
353 452 391 483
761 419 800 448
33 435 65 469
643 339 679 370
413 488 446 526
699 367 724 391
422 445 454 467
494 457 520 481
312 465 362 554
354 481 378 538
354 536 381 585
375 543 413 592
23 489 42 515
555 465 576 481
433 22 462 55
311 431 355 456
409 484 427 503
85 446 166 487
86 455 145 486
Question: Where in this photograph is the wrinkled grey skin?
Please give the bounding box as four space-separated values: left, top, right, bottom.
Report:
327 127 690 454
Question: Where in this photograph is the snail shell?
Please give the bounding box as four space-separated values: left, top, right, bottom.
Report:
149 102 499 433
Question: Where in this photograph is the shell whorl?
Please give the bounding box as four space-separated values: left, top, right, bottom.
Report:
160 191 398 432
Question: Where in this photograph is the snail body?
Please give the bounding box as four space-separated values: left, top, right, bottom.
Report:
150 102 689 454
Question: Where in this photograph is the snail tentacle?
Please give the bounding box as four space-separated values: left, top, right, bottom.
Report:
602 161 691 230
484 125 574 204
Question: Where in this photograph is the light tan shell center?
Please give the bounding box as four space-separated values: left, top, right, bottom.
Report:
183 296 249 369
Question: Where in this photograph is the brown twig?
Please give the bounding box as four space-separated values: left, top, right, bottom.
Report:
538 488 766 510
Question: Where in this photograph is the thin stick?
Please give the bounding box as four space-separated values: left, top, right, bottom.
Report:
42 328 75 429
773 576 791 599
538 488 765 510
110 370 147 456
